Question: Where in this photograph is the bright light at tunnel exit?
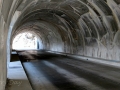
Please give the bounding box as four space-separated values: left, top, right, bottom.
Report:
12 33 38 50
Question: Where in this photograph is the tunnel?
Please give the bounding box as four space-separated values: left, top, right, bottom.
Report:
1 0 120 90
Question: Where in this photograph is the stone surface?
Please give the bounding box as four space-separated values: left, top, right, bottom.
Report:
0 0 120 90
5 61 32 90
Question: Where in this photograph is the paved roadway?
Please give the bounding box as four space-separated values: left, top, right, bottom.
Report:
17 50 120 90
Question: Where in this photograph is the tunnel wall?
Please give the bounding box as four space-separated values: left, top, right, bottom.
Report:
0 0 120 90
11 0 120 61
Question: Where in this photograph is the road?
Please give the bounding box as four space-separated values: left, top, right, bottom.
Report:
17 50 120 90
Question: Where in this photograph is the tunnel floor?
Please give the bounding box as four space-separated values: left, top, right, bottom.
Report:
17 50 120 90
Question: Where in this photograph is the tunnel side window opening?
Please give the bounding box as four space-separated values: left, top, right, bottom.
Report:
12 32 38 50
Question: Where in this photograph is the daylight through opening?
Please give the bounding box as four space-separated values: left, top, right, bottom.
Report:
12 32 38 50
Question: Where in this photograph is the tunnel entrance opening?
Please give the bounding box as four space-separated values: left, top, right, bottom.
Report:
12 32 38 50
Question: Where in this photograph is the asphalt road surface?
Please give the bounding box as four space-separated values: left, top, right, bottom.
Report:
17 50 120 90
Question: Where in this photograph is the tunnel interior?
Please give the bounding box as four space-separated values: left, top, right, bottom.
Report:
1 0 120 90
9 0 120 60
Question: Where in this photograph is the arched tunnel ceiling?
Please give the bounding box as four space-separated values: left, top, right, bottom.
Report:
1 0 120 90
1 0 120 60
